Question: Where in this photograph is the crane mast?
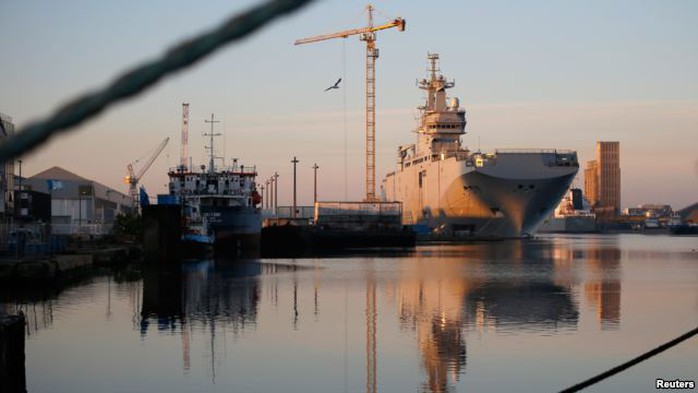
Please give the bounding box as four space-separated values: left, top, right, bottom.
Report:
295 4 405 202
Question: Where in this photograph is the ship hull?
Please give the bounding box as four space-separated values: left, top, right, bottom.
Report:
184 205 261 256
538 216 598 233
383 152 578 238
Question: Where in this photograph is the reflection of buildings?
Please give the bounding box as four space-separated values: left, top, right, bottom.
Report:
547 237 622 331
583 247 621 330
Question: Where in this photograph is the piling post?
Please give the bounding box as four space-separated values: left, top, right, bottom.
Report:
0 313 27 393
292 157 299 219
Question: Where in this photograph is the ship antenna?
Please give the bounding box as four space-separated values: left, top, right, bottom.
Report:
181 103 189 171
428 52 439 82
204 113 221 173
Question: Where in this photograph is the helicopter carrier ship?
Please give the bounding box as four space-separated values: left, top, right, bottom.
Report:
381 54 579 238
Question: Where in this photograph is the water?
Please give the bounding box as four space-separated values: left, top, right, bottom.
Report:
2 234 697 392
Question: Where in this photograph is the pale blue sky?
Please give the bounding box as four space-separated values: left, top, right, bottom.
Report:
1 0 697 208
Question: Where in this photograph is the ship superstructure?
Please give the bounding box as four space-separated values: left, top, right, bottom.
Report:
164 113 261 253
381 54 579 237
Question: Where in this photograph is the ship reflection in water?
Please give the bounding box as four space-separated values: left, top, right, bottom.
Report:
3 235 697 392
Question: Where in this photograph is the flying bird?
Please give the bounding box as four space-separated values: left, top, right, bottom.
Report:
324 78 341 91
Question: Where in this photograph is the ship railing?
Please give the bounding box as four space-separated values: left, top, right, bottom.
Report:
167 165 258 175
467 152 497 167
51 223 113 236
314 201 403 217
494 148 576 154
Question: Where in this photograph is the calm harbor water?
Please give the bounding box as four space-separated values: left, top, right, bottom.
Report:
2 234 697 392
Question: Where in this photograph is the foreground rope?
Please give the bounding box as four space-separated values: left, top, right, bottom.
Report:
0 0 314 160
560 326 698 392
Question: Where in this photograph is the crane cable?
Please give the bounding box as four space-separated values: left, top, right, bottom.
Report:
343 38 348 201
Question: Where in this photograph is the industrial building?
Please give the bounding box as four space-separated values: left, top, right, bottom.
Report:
25 166 133 235
0 112 16 223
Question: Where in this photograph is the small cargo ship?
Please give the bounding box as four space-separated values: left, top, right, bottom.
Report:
156 113 261 256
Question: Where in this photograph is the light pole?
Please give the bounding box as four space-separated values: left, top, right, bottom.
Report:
312 163 319 205
78 186 82 234
260 184 265 210
265 179 270 210
291 157 299 219
17 159 22 191
269 176 274 214
273 172 279 216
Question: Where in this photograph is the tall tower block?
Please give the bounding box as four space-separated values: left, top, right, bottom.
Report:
597 141 621 215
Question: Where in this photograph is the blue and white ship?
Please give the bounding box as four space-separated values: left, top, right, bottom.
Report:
160 113 261 254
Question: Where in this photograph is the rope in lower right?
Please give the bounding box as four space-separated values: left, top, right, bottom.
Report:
560 325 698 392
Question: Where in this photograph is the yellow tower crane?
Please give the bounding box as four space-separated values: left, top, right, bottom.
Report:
295 4 405 202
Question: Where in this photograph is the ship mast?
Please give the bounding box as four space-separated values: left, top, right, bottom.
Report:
204 113 221 173
181 103 189 170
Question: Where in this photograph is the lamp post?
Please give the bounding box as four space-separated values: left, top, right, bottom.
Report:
260 184 265 210
265 179 270 210
312 163 319 205
78 186 82 234
269 176 274 214
274 172 279 216
17 159 22 191
291 157 299 219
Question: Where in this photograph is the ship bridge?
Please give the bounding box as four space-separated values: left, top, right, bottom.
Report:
416 53 467 157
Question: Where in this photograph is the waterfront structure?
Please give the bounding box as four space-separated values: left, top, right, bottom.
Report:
584 160 598 208
381 53 578 237
0 112 15 223
586 142 621 217
624 204 672 219
25 166 133 235
676 202 698 224
538 188 596 233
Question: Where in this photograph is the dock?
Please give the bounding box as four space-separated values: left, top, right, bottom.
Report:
0 245 140 283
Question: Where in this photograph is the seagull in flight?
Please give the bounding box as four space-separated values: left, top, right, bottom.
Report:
324 78 342 91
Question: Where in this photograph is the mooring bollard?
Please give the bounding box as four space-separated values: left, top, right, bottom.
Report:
0 312 27 393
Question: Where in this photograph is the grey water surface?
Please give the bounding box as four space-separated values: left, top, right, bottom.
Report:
3 234 697 392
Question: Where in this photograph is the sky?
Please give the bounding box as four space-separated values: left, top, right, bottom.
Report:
1 0 697 209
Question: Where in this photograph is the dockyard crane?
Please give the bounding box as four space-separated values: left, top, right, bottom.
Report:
125 137 170 209
295 4 405 202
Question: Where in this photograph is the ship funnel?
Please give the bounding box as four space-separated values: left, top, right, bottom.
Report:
449 97 460 110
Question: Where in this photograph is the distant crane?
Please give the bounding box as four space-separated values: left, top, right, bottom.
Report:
124 137 170 209
295 4 405 202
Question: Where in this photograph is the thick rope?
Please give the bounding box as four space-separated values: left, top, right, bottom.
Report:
0 0 314 160
560 326 698 392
